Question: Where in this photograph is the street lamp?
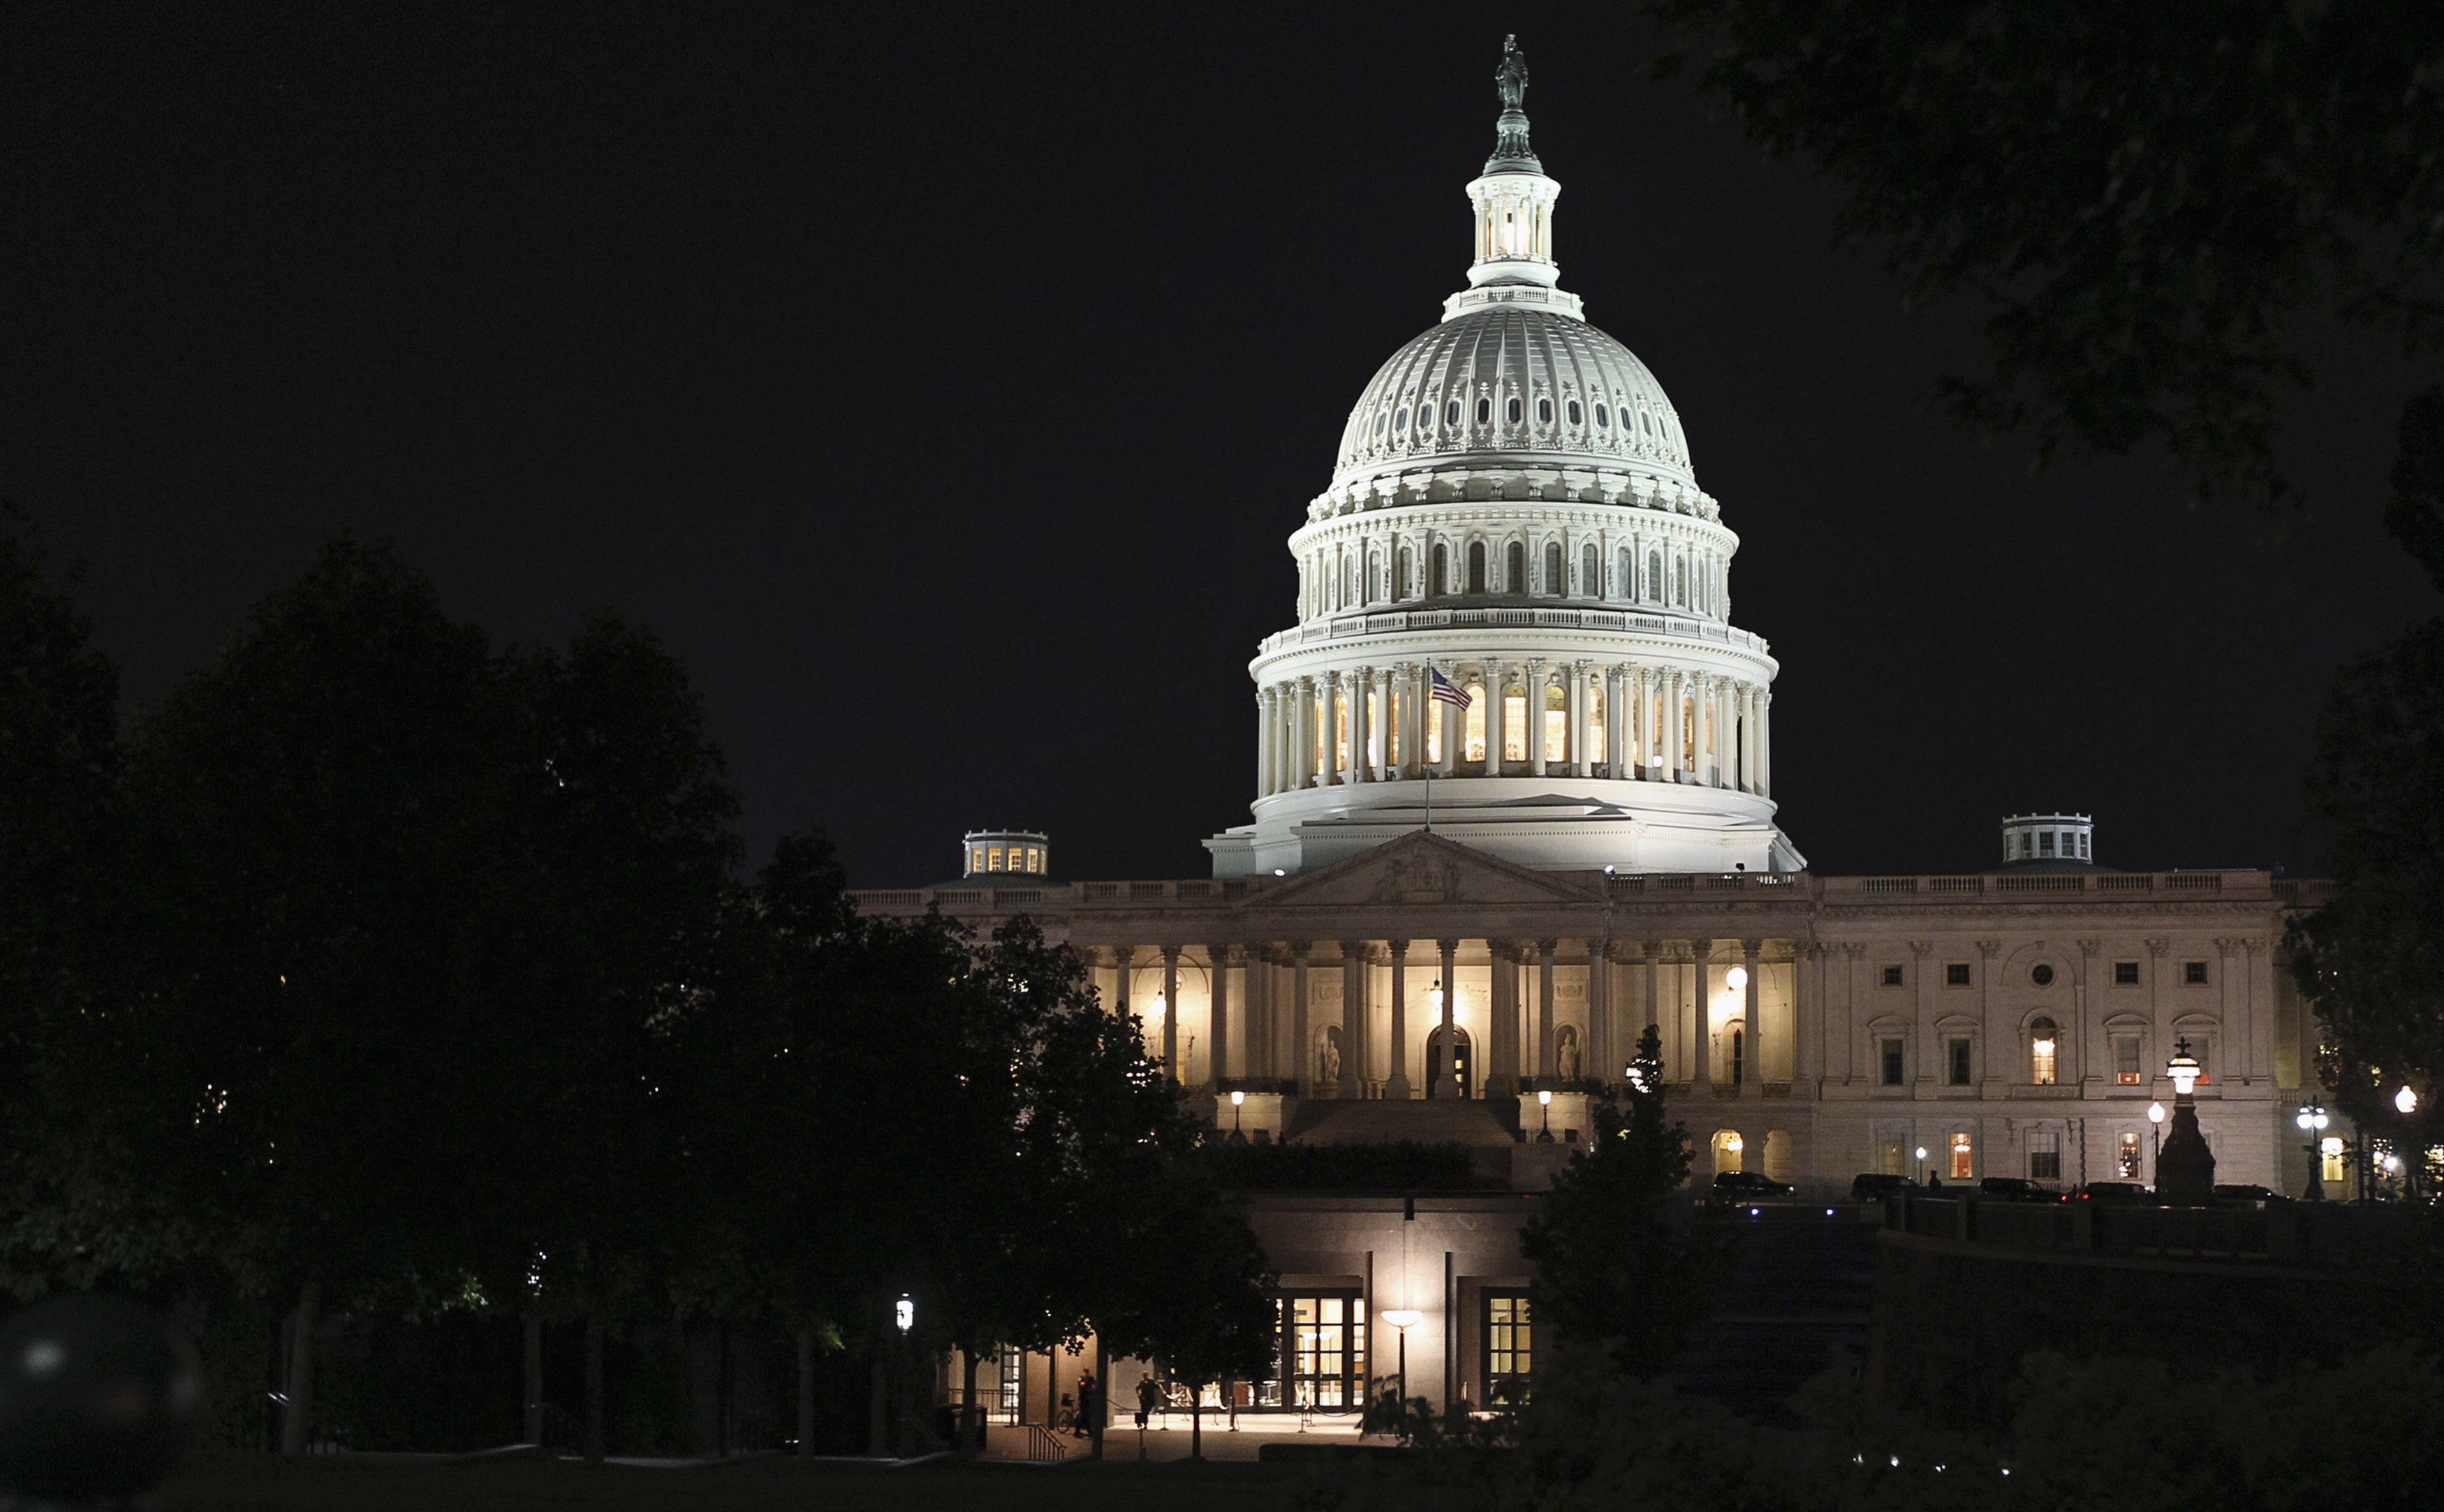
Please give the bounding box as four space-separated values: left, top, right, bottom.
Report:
2295 1099 2330 1201
1381 1309 1422 1403
2399 1085 2420 1116
2149 1101 2166 1173
895 1295 913 1335
1536 1088 1554 1143
1914 1146 1927 1183
1725 965 1750 993
1229 1088 1246 1142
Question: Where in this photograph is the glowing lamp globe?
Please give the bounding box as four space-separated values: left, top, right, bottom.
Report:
1382 1309 1424 1330
1230 1090 1246 1107
2165 1039 2201 1096
2398 1085 2420 1116
2149 1102 2166 1126
1725 965 1750 992
1537 1089 1554 1106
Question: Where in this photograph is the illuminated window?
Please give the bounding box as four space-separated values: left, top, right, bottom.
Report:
1483 1293 1532 1407
1880 1140 1905 1176
1543 684 1566 762
2030 1017 2059 1085
1365 690 1382 770
2114 1035 2140 1085
1543 540 1563 595
1426 697 1444 764
2321 1136 2346 1184
2117 1132 2142 1178
1280 1292 1365 1409
988 847 1005 871
1681 699 1695 768
1333 694 1350 774
1950 1132 1973 1180
1025 847 1043 873
1367 549 1381 603
1503 685 1528 762
1567 399 1582 425
1586 681 1605 764
1505 541 1525 592
1468 542 1487 593
969 845 985 873
1464 683 1488 762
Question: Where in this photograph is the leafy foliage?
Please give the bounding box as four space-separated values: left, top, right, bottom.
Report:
1643 3 2444 507
1519 1025 1730 1378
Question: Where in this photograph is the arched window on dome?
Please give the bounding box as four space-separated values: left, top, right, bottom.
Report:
1467 542 1487 594
1614 546 1629 600
1346 552 1360 607
1432 542 1450 596
1475 396 1492 427
1640 410 1654 435
1695 554 1708 614
1504 541 1526 595
1581 543 1598 598
1394 406 1409 433
1503 683 1529 763
1367 549 1382 605
1543 683 1567 762
1464 681 1489 763
1647 551 1662 603
1506 396 1523 427
1567 399 1582 426
1374 410 1389 438
1536 396 1552 425
1397 547 1413 600
1446 399 1462 428
1595 402 1610 429
1674 555 1687 606
1543 541 1563 597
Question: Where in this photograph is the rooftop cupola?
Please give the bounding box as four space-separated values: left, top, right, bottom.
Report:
1451 36 1581 320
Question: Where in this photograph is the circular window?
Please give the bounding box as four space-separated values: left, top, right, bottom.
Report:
2031 963 2056 987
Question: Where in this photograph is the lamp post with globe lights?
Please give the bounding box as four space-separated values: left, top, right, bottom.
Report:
1536 1088 1555 1143
1914 1146 1927 1184
2148 1101 2166 1177
2154 1039 2216 1204
2396 1085 2422 1203
2296 1100 2330 1201
1229 1088 1247 1143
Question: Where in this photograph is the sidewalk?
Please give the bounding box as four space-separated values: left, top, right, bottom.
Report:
981 1414 1370 1464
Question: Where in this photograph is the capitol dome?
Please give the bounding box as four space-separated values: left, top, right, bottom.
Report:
1334 307 1695 488
1206 36 1804 882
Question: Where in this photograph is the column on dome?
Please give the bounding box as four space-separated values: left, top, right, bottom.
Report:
1385 939 1413 1097
1290 680 1311 790
1744 683 1761 794
1401 664 1423 778
1436 662 1458 777
1663 670 1684 783
1374 665 1394 778
1526 659 1548 778
1211 944 1233 1087
1485 660 1507 777
1601 665 1623 779
1759 692 1773 799
1353 666 1373 784
1715 678 1732 788
1160 947 1181 1083
1256 688 1274 798
1567 660 1589 778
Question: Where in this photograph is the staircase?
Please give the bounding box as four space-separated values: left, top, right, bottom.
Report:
1283 1098 1522 1147
1668 1204 1878 1423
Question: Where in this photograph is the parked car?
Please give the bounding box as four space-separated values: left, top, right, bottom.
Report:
2213 1183 2288 1206
1714 1170 1793 1196
1850 1173 1917 1201
2073 1180 2153 1203
1978 1176 2064 1203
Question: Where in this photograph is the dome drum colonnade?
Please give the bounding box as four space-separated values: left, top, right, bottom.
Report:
1208 36 1797 878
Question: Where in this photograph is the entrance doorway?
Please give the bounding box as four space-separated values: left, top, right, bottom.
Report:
1427 1025 1474 1099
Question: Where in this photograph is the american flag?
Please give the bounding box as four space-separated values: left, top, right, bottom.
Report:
1428 667 1472 709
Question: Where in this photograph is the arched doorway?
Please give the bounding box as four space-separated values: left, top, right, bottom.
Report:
1711 1129 1747 1173
1427 1025 1474 1099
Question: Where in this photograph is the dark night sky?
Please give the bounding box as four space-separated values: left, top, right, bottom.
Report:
6 5 2436 885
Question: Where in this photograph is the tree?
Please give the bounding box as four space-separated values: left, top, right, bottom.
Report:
114 539 522 1453
1642 3 2444 508
0 506 123 1294
2290 392 2444 1130
1519 1024 1730 1379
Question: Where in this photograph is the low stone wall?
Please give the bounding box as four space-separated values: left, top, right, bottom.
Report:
1867 1208 2403 1430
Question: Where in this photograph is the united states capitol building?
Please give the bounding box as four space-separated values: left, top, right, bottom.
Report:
857 43 2327 1419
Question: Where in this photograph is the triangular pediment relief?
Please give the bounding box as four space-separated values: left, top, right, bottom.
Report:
1250 831 1600 909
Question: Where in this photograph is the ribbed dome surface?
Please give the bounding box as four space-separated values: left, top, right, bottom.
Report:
1334 307 1692 484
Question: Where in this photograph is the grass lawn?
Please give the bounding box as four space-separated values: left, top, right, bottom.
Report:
159 1451 1311 1511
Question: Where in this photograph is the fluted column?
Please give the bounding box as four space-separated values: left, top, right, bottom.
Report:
1292 942 1313 1091
1485 661 1508 776
1741 939 1762 1098
1211 945 1233 1087
1758 691 1773 799
1436 938 1460 1097
1112 946 1134 1018
1568 660 1590 777
1667 670 1686 783
1536 940 1557 1085
1486 941 1515 1096
1351 667 1372 784
1160 946 1181 1084
1291 680 1313 790
1601 665 1623 778
1339 943 1366 1098
1436 662 1459 776
1526 659 1549 776
1385 940 1413 1097
1691 940 1714 1091
1324 671 1346 785
1256 688 1275 798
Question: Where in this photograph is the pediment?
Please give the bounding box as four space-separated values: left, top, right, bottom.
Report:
1251 831 1600 910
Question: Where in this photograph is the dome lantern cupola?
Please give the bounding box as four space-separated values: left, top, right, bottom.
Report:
1452 36 1580 321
